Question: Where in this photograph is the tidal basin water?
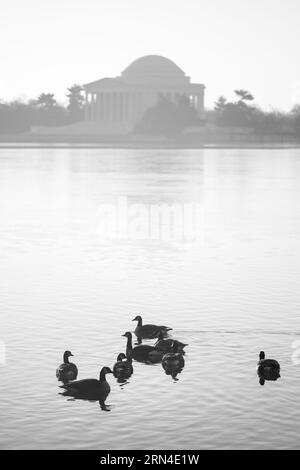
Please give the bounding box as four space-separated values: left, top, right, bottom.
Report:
0 147 300 450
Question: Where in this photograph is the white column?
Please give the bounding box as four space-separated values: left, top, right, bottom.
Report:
119 92 123 121
91 93 95 121
191 94 196 110
97 93 102 121
103 93 107 121
113 92 117 121
89 93 93 121
107 93 111 121
104 93 108 121
116 92 120 121
94 94 98 121
110 92 114 121
85 92 89 121
128 92 133 121
197 92 204 117
95 93 99 121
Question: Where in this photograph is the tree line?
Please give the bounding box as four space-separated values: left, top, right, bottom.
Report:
210 89 300 137
1 85 300 138
0 85 84 133
137 89 300 137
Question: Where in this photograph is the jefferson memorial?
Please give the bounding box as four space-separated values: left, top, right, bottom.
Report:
83 55 205 134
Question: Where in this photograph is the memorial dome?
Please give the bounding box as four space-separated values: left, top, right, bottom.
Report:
121 55 188 84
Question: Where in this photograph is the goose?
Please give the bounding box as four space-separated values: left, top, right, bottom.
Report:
122 332 163 363
155 331 188 353
56 351 78 382
132 315 172 339
113 353 133 376
162 342 185 370
60 366 113 398
257 351 280 371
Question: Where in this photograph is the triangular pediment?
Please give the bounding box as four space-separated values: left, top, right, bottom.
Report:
84 77 129 90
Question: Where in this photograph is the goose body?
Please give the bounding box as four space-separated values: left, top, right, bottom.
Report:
113 353 133 376
162 342 185 370
257 351 280 371
132 315 172 339
155 331 188 353
122 332 163 363
56 351 78 382
60 366 112 398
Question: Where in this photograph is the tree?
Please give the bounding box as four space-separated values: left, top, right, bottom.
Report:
292 105 300 136
35 93 57 110
0 100 34 133
214 89 257 128
136 96 178 135
176 94 199 126
32 93 67 126
214 96 227 112
135 95 199 136
67 84 85 122
234 89 254 104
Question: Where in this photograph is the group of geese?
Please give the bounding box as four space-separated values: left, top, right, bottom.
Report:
56 315 281 409
56 315 188 409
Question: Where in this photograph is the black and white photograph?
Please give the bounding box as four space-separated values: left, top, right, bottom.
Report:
0 0 300 454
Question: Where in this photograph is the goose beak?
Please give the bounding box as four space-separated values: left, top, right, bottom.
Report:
70 353 74 356
122 333 127 337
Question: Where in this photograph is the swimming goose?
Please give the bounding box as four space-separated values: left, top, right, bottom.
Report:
155 331 188 353
56 351 78 382
122 332 163 363
162 342 185 370
132 315 172 339
113 353 133 376
257 351 280 371
60 366 113 398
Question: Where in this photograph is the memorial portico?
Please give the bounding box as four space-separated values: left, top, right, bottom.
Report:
84 55 205 131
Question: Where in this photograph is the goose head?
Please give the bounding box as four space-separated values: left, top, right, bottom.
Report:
100 366 113 379
117 353 127 362
122 331 132 340
259 351 265 361
63 350 74 363
132 315 142 324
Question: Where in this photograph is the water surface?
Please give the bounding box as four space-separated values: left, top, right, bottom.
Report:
0 148 300 449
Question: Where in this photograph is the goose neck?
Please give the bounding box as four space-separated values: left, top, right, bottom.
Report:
63 353 70 364
126 335 133 351
99 369 107 382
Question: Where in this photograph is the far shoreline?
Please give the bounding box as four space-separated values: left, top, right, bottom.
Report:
0 134 299 150
0 143 299 151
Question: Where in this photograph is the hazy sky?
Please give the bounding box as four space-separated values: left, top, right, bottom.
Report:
0 0 299 110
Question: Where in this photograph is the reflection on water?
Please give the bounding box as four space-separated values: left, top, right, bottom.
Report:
0 148 300 449
63 396 111 412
